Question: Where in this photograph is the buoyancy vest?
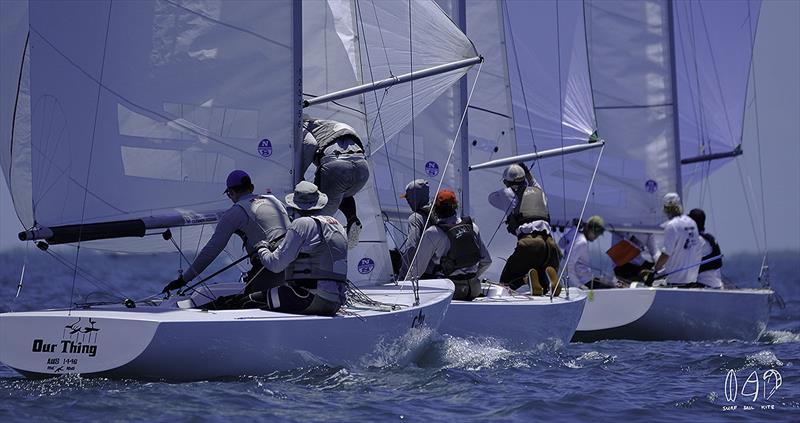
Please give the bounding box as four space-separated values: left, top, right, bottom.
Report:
286 216 349 282
699 232 722 272
305 119 364 154
506 186 550 234
233 195 290 253
435 216 482 276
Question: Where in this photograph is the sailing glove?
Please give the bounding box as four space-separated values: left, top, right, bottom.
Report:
162 275 186 294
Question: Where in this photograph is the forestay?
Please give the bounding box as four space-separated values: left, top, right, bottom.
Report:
464 0 516 279
6 0 299 253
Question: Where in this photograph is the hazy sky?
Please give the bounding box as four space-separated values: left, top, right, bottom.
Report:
1 0 798 255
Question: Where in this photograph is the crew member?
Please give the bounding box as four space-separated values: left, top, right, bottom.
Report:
651 193 702 286
558 216 610 289
406 189 491 301
489 163 561 294
240 181 349 316
161 170 290 295
397 179 435 279
301 116 369 249
688 208 723 288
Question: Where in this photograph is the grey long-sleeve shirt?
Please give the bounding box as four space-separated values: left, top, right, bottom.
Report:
406 215 492 280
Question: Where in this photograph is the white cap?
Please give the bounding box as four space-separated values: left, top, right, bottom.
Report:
503 164 526 183
663 192 682 208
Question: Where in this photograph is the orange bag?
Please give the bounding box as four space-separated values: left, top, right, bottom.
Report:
606 239 642 266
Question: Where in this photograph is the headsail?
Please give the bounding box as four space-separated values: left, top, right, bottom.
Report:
578 0 680 228
8 0 300 252
303 0 479 284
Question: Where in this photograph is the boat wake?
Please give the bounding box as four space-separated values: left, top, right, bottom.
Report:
759 330 800 344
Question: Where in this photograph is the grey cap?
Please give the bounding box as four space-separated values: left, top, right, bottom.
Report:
285 181 328 211
503 164 526 183
400 179 430 210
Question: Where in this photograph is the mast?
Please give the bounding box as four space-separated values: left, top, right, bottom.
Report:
667 0 683 197
293 0 303 185
458 0 470 215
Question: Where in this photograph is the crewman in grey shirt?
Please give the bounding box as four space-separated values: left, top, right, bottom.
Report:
161 170 290 296
397 179 435 278
406 189 492 301
237 181 349 316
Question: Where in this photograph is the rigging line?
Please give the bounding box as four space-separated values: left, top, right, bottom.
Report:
45 248 130 300
69 1 114 316
28 27 280 164
368 0 393 76
687 3 711 154
555 1 567 225
353 0 406 260
503 0 547 193
746 0 769 256
675 2 706 155
409 0 417 190
8 31 29 185
404 62 483 282
697 2 737 145
556 144 604 290
581 0 598 129
734 157 764 256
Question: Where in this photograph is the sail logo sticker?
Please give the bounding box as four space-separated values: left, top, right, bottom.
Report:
645 179 658 193
357 257 375 274
425 161 439 177
722 368 783 412
258 139 273 158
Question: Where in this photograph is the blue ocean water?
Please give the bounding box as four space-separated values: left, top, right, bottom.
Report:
0 248 798 422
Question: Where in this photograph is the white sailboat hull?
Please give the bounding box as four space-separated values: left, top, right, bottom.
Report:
0 280 453 380
439 288 587 348
570 287 773 342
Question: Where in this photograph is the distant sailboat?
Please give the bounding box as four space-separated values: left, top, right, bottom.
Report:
564 0 773 342
0 0 480 380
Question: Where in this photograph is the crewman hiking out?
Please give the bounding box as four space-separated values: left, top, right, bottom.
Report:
161 170 290 296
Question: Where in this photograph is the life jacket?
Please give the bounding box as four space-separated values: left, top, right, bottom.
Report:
699 232 722 272
233 194 290 254
286 216 349 282
305 119 364 157
435 216 482 276
506 186 550 234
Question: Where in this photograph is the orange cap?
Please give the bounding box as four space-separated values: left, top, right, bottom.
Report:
435 189 458 206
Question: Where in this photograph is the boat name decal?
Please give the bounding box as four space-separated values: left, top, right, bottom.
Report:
411 310 425 329
30 317 102 359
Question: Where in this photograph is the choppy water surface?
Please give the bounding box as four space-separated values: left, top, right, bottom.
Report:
0 249 797 422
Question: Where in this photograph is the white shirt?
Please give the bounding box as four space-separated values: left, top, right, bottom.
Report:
697 236 723 288
558 228 593 286
661 215 702 285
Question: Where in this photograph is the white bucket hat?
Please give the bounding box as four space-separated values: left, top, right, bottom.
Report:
285 181 328 211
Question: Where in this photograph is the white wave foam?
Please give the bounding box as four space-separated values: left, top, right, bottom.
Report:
438 335 518 371
761 330 800 344
362 326 436 368
745 350 784 368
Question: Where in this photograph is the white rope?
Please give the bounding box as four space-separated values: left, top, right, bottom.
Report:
554 144 605 299
404 61 484 282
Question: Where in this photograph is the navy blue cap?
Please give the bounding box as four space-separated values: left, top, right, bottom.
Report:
225 170 252 193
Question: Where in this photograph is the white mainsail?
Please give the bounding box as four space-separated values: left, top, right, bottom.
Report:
673 1 762 187
4 0 299 254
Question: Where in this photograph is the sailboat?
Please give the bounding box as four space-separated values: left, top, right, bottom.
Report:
374 0 589 348
0 0 480 380
556 0 774 342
